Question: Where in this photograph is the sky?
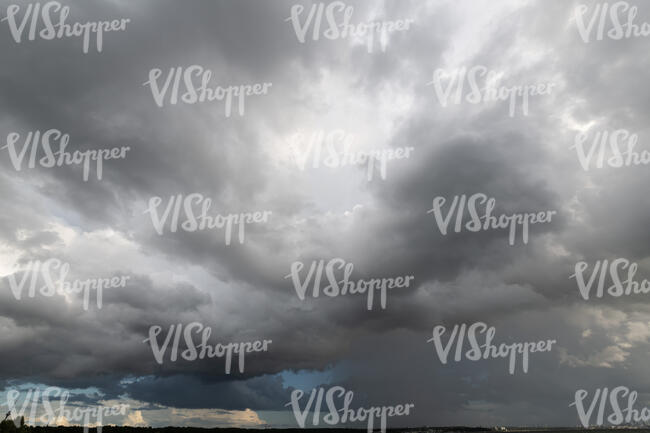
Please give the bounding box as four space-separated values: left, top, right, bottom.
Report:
1 0 650 429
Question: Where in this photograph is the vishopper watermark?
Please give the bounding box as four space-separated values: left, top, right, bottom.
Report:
575 2 650 43
571 386 650 427
288 129 414 181
427 193 557 246
286 258 415 311
143 65 272 116
2 386 128 433
6 258 130 310
572 129 649 170
286 386 414 433
286 1 414 53
571 258 650 300
144 193 271 246
3 130 130 182
428 322 556 375
427 66 555 117
143 322 272 374
1 1 130 53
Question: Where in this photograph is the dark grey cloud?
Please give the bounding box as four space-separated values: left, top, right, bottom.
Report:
1 0 649 428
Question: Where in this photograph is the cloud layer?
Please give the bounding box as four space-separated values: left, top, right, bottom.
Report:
1 0 649 428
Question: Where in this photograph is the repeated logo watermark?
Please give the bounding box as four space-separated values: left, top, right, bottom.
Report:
286 258 415 311
143 322 272 374
427 193 557 246
144 193 272 246
571 258 650 300
427 66 555 117
286 1 414 53
6 258 130 310
571 386 650 427
1 0 647 429
288 129 414 181
3 130 130 181
143 65 272 116
428 322 557 375
575 2 650 43
1 1 130 53
572 129 649 170
287 386 414 433
3 386 129 432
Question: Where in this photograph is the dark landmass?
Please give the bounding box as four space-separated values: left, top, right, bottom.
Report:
3 426 650 433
